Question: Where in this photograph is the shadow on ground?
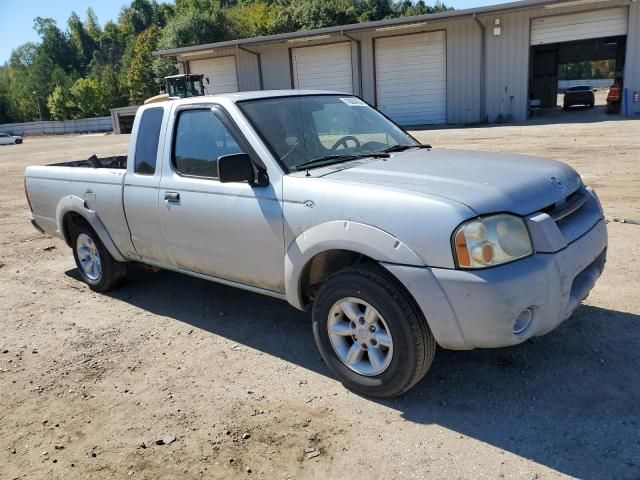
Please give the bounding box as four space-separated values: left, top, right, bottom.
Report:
67 266 640 480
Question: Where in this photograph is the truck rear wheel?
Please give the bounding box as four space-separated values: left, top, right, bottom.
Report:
312 265 436 397
71 222 126 292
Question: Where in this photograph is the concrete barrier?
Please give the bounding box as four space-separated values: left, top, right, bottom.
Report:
0 117 113 136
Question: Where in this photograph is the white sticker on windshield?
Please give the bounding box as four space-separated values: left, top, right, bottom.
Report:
340 97 367 107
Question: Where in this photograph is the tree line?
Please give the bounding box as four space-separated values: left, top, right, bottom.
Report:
0 0 452 124
558 60 617 81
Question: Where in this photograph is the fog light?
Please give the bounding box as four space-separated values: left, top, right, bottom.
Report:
513 308 534 335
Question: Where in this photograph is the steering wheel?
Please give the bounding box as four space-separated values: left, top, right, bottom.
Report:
331 135 361 151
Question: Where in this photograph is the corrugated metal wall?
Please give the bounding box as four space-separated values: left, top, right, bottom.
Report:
482 0 634 122
357 18 482 124
256 39 361 93
625 1 640 116
483 11 531 123
256 44 291 89
445 19 483 124
530 7 629 45
186 47 261 92
175 0 638 124
236 49 261 91
182 23 483 124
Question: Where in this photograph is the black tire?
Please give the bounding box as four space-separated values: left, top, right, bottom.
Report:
71 220 126 292
312 265 436 397
14 139 22 144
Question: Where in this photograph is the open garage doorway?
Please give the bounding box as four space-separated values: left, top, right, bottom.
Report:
528 8 628 120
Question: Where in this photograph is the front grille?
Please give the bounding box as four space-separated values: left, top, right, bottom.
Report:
540 187 601 244
544 189 588 222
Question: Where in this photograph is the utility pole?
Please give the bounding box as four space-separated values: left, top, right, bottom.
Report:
32 91 42 121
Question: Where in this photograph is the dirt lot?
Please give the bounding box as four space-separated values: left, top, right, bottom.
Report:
1 119 639 480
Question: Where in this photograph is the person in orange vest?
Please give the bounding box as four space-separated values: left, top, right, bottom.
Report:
607 77 622 114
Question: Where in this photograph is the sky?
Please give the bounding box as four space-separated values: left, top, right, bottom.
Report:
0 0 514 64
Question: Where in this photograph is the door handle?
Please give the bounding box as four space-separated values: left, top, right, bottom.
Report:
164 191 180 204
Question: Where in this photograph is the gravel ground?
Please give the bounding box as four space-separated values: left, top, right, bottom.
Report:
1 119 639 480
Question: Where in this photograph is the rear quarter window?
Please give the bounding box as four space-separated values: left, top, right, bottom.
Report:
134 107 164 175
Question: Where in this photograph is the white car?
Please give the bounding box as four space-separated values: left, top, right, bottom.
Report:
0 133 23 145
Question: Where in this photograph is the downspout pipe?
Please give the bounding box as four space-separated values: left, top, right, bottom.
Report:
342 31 363 97
473 13 487 122
237 45 264 90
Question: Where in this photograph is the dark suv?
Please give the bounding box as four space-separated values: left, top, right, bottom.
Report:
563 85 595 110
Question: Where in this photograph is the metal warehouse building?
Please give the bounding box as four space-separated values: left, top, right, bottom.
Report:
154 0 640 125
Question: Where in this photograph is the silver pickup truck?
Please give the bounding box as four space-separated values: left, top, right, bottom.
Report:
25 91 607 397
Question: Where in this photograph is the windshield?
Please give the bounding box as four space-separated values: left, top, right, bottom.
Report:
238 95 417 171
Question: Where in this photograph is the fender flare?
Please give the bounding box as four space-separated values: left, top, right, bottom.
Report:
56 195 127 262
284 220 425 309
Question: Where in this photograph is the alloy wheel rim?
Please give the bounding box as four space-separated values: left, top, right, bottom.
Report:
327 297 393 376
76 233 101 281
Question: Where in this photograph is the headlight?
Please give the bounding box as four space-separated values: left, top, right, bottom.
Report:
453 214 532 269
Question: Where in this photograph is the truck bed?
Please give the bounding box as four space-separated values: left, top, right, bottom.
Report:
50 155 127 169
25 154 131 256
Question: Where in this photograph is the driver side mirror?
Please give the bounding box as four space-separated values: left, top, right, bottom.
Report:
217 153 256 184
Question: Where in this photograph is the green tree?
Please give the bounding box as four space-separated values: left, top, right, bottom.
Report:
69 77 107 117
68 12 98 73
47 85 75 120
85 7 102 40
0 67 14 123
226 1 280 37
97 67 129 111
127 26 162 103
358 0 394 22
0 0 456 124
175 0 216 15
7 43 49 121
272 0 362 32
119 0 167 36
158 8 230 48
91 21 127 73
393 0 452 15
33 17 76 72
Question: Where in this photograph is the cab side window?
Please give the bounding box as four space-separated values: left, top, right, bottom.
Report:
173 109 244 179
134 107 164 175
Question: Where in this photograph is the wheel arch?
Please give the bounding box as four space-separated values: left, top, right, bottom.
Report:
285 221 425 310
56 195 127 262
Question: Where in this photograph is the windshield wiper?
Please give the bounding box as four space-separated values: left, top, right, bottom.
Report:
382 144 432 153
293 153 389 171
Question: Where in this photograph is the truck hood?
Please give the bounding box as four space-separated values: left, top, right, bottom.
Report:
323 149 582 216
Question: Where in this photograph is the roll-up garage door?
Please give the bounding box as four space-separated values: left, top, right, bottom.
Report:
292 42 353 93
530 7 628 45
375 31 446 125
189 57 238 94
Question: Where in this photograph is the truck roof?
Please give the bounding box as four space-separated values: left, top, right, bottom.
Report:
157 89 350 108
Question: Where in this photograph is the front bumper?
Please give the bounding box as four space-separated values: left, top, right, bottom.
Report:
383 216 607 350
30 218 45 234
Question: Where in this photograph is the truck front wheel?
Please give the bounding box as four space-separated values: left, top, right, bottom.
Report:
312 265 436 397
71 222 126 292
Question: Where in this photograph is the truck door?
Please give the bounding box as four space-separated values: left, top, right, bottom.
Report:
123 106 167 263
157 105 285 294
